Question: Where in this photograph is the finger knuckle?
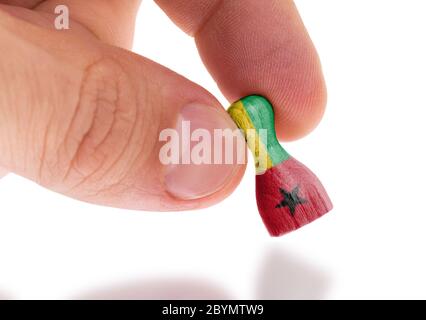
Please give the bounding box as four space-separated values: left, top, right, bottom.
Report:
59 57 140 192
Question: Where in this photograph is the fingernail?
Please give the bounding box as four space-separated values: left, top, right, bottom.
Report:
165 103 242 200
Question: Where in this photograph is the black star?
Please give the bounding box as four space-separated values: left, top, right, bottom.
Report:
275 186 307 216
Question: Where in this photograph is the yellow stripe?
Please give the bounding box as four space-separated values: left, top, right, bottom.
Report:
228 101 272 174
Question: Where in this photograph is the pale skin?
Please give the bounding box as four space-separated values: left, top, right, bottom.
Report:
0 0 326 211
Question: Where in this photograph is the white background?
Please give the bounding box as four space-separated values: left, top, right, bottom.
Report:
1 0 426 299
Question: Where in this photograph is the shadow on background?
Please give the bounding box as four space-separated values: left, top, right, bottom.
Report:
75 246 331 300
78 278 232 300
256 246 331 300
0 293 11 300
0 248 331 299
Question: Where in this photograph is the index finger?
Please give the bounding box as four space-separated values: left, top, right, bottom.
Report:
156 0 326 141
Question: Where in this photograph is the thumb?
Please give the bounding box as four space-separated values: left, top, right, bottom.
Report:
0 11 245 211
0 167 7 179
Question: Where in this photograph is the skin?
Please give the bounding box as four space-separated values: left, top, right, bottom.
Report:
0 0 326 211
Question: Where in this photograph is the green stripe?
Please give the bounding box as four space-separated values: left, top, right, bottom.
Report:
241 95 289 166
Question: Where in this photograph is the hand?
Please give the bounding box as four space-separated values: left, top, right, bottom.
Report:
0 0 326 211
